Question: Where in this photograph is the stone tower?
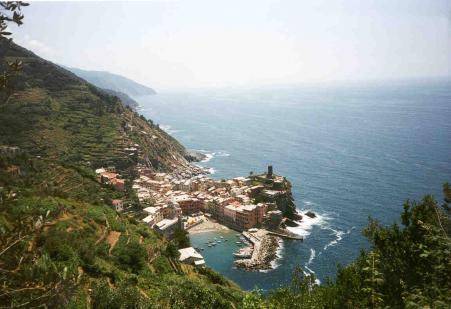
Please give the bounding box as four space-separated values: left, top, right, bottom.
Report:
267 165 273 178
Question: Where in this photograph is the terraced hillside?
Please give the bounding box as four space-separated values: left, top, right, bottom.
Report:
0 153 243 308
0 40 245 308
0 39 188 173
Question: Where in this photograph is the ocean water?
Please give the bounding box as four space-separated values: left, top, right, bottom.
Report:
136 79 451 291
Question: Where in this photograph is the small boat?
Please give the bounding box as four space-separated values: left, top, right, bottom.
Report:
217 240 221 243
208 244 212 247
220 236 224 239
224 239 228 242
200 248 204 251
236 241 241 244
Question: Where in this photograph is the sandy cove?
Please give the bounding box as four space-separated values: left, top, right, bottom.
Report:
187 217 230 234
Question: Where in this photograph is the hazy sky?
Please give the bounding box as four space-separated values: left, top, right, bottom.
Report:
10 0 451 90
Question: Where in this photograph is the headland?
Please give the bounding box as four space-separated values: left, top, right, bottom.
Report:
96 154 309 270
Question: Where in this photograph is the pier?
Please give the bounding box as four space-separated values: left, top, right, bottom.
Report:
234 229 280 270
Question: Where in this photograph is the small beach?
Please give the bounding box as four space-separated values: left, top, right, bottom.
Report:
188 217 230 234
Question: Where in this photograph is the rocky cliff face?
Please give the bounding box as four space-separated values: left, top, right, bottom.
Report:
0 39 188 173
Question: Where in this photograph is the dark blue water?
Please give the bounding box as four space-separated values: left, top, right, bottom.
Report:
136 79 451 291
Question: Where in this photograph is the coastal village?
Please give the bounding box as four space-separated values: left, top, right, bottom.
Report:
95 144 305 271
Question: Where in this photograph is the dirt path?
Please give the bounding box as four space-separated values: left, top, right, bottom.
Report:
77 266 84 283
28 212 71 252
139 288 149 298
107 231 121 255
42 212 71 232
94 225 108 245
107 277 114 288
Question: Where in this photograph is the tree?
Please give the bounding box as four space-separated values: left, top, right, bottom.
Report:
114 241 148 274
361 251 384 308
0 206 76 307
1 2 28 92
172 226 191 249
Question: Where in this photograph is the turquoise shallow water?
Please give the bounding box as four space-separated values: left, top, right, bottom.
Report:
136 79 451 291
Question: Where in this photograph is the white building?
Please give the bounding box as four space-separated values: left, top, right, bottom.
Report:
178 247 205 267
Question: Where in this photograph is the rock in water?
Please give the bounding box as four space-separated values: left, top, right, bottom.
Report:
184 150 207 162
305 211 316 218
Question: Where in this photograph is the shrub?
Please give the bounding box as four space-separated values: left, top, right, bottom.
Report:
114 241 148 274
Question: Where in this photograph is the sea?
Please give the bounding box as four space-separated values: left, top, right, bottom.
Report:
136 78 451 292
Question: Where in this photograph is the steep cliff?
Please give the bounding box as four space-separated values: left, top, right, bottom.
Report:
0 39 189 173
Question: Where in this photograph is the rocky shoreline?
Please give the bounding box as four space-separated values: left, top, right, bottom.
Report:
234 230 281 271
184 150 208 162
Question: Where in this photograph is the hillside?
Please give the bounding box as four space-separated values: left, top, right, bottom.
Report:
0 39 190 173
0 39 244 307
68 67 156 97
0 152 244 308
1 38 449 309
102 88 140 110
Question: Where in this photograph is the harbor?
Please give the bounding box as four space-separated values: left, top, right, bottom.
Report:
234 229 280 271
190 225 294 271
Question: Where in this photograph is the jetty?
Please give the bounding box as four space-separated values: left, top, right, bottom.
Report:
234 229 280 271
268 230 303 240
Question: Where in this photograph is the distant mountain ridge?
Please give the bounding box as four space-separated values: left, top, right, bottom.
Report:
0 40 185 171
101 88 140 110
67 67 156 97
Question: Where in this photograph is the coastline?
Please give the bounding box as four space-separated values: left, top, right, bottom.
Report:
235 229 281 271
188 217 230 234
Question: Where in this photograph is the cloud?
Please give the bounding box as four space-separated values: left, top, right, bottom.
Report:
15 35 55 58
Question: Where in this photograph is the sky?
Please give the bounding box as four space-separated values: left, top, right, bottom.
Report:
9 0 451 90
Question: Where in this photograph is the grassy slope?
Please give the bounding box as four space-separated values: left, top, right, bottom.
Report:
0 168 243 307
0 40 244 308
0 39 187 172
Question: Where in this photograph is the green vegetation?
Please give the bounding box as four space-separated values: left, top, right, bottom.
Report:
1 2 28 91
0 6 449 307
0 168 244 307
241 184 451 308
0 39 187 172
0 28 244 307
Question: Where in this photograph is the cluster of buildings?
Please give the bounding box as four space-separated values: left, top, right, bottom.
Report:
132 164 286 234
95 167 125 191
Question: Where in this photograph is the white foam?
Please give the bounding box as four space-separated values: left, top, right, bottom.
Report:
201 153 214 163
286 210 328 238
304 264 321 286
196 150 231 163
304 265 315 274
323 227 354 251
207 167 216 174
307 248 316 266
160 124 181 135
214 151 230 157
302 200 315 206
270 238 284 270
